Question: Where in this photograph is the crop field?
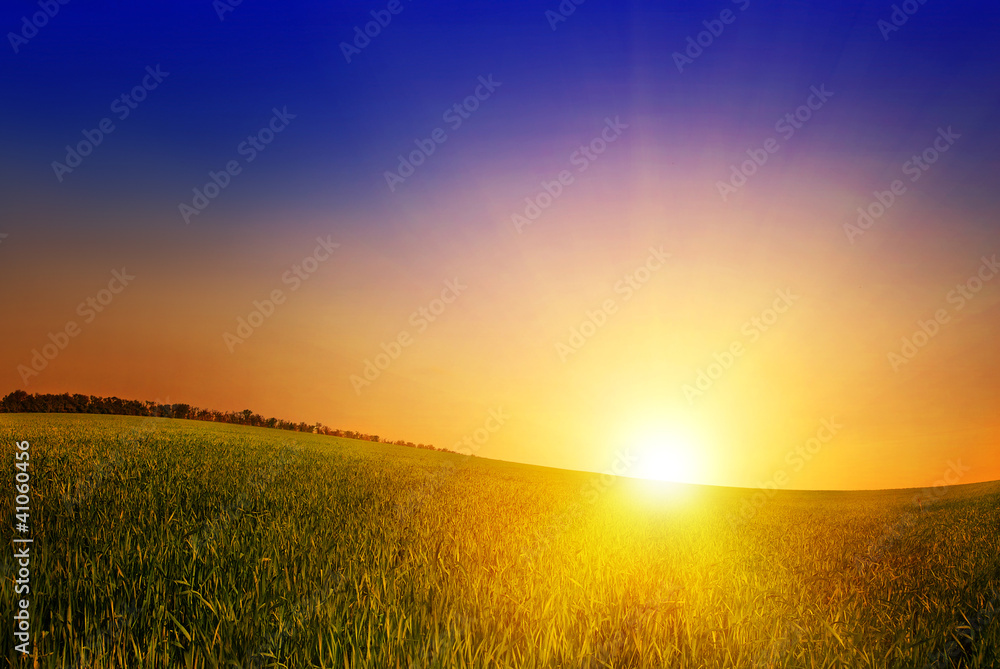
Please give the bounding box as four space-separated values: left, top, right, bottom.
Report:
1 413 998 668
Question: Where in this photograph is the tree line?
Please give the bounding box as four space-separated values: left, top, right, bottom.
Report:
0 390 455 453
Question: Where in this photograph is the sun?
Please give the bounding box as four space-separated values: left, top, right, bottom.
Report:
630 426 704 484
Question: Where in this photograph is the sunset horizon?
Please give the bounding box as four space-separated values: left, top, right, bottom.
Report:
3 2 1000 665
3 1 999 494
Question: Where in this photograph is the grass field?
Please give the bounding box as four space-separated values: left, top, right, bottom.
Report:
1 413 998 668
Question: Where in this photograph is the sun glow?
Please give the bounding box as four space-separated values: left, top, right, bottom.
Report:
630 425 706 485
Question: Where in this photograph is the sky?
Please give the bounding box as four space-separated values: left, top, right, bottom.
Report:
2 0 999 490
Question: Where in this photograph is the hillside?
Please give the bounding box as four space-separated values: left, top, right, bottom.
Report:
1 413 998 668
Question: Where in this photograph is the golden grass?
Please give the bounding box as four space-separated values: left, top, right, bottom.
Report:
1 413 997 668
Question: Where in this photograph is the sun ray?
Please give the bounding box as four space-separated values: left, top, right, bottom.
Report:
630 424 705 484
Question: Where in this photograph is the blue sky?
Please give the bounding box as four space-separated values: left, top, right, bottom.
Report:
3 0 1000 488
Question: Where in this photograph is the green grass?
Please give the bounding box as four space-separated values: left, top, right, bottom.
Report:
1 413 998 668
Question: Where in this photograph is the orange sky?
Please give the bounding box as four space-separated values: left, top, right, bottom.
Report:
6 2 1000 492
4 147 998 491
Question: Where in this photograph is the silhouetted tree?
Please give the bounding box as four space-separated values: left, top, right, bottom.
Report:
0 389 442 452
